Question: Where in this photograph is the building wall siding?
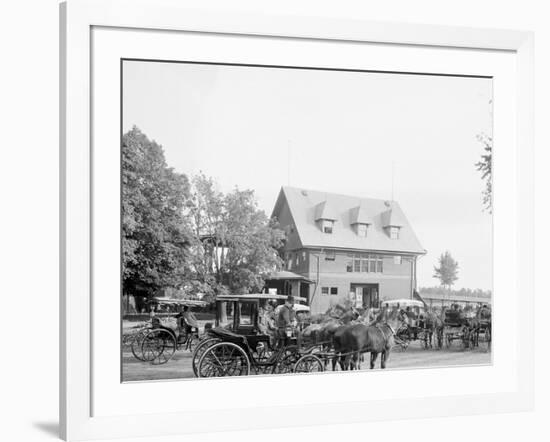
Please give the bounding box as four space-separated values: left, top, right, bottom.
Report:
284 249 415 314
274 201 302 251
307 274 412 313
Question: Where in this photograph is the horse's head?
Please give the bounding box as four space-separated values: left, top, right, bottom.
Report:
341 306 360 324
383 307 405 334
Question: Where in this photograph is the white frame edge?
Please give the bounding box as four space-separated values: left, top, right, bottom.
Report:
60 0 534 440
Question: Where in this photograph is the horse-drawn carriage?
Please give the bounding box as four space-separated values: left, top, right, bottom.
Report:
193 293 317 377
442 304 491 350
194 294 412 377
125 298 206 365
381 299 443 350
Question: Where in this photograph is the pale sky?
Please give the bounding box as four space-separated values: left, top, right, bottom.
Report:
122 60 493 291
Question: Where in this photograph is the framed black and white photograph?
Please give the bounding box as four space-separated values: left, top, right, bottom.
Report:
60 1 534 440
120 59 494 382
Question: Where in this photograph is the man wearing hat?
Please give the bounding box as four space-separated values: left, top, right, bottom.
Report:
276 295 296 348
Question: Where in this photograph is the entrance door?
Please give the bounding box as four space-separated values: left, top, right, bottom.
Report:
350 284 379 308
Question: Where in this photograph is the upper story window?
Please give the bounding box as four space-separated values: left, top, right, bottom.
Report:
356 223 368 237
321 219 334 234
346 253 383 273
389 226 400 239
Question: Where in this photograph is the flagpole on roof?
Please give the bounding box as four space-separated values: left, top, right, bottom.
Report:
391 161 395 202
287 140 291 186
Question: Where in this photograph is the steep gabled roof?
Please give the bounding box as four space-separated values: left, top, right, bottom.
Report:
271 186 425 254
349 204 373 225
314 201 338 221
381 206 407 227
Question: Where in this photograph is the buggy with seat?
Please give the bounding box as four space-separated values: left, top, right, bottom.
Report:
380 299 438 349
192 293 313 377
127 298 206 365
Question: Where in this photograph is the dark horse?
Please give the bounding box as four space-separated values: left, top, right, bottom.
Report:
331 307 402 370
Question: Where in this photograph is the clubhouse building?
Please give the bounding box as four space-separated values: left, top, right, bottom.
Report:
271 187 426 314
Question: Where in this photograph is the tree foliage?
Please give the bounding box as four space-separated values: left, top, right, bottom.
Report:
475 133 492 213
122 128 286 300
433 250 459 290
185 173 285 298
122 127 191 295
420 286 491 298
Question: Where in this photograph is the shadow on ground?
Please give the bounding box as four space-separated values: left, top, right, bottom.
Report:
33 421 59 438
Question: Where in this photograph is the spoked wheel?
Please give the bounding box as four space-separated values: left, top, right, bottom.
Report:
272 345 300 374
197 342 250 378
141 329 177 364
294 354 325 374
186 334 200 353
130 328 151 361
192 337 221 377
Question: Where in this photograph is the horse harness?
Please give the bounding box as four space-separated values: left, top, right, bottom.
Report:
374 323 394 344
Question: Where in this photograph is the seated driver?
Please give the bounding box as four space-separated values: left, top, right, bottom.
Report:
176 305 199 336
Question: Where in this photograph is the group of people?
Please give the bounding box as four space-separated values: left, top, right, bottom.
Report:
258 295 298 348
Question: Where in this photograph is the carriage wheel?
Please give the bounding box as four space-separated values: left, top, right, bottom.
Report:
141 329 177 364
192 337 221 377
197 342 250 378
294 354 325 373
272 345 300 374
130 328 151 361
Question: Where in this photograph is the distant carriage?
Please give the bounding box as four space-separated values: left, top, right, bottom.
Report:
471 305 492 350
442 304 491 350
442 305 472 349
125 298 207 365
381 299 443 350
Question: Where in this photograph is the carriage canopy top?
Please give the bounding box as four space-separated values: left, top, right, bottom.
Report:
216 293 308 303
150 297 208 307
381 299 425 309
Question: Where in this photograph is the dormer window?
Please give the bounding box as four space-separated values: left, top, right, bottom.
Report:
389 226 400 239
349 205 372 237
321 219 334 234
356 223 368 237
314 201 337 234
381 207 404 240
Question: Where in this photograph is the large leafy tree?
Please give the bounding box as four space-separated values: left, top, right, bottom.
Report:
433 251 459 291
476 133 492 213
186 173 285 297
122 127 191 295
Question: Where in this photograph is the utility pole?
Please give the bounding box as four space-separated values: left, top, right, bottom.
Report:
391 161 395 202
287 140 291 186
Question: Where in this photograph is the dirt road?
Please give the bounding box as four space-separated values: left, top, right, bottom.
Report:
122 341 491 382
